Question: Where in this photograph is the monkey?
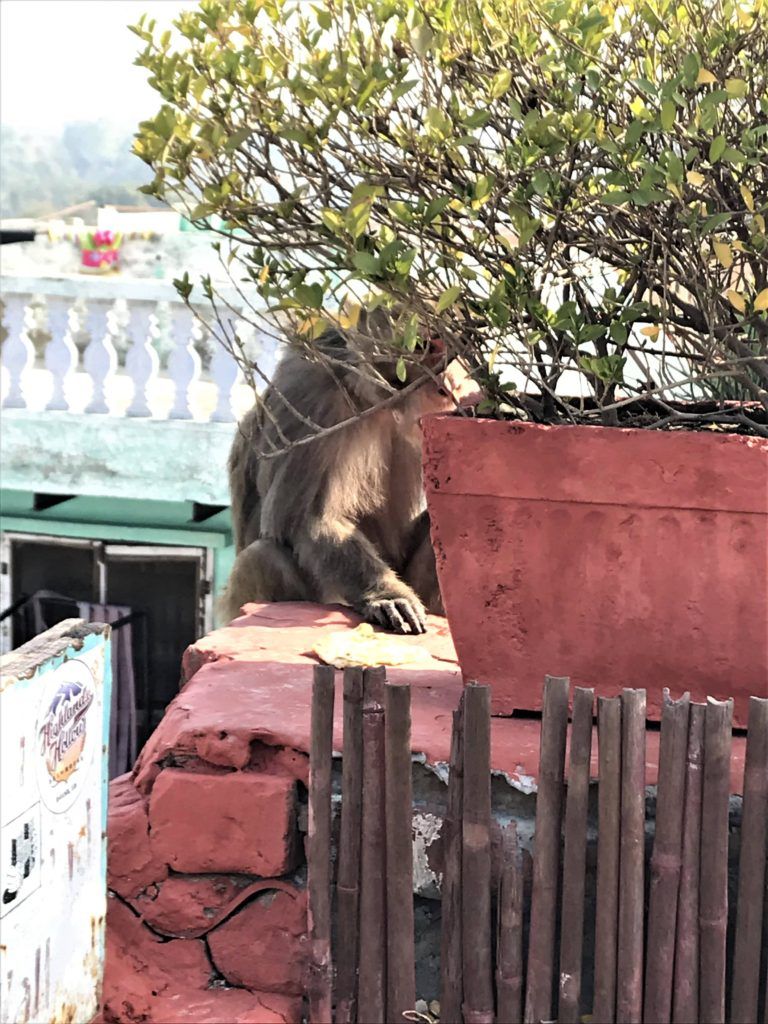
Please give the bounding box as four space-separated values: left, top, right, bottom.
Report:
219 308 481 634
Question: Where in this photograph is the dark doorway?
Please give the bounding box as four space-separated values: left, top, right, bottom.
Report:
3 534 210 752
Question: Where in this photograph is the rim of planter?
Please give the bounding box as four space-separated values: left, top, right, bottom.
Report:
421 413 767 516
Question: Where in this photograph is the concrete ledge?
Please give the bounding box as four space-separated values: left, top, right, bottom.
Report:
1 409 235 504
133 601 747 796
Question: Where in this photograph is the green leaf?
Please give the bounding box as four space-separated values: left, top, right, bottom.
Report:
320 209 345 234
725 78 748 98
436 284 461 312
389 201 413 223
476 399 497 415
396 356 407 382
609 321 628 344
379 239 402 265
395 249 417 275
709 135 726 162
682 52 700 86
489 69 513 99
350 183 384 204
351 251 380 274
603 191 632 206
280 126 312 145
426 106 452 136
701 212 732 234
625 120 646 146
410 23 434 56
581 324 607 341
224 125 252 152
391 79 418 101
464 108 491 129
173 273 193 300
667 153 684 184
403 316 419 351
634 77 658 97
294 283 324 309
474 174 495 202
660 100 676 131
425 196 452 221
630 188 667 206
189 202 217 221
357 77 380 109
517 218 541 247
345 201 372 238
531 170 551 196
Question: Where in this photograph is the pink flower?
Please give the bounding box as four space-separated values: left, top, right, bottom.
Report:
93 229 115 247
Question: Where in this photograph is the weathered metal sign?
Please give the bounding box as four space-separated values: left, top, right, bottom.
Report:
0 620 111 1024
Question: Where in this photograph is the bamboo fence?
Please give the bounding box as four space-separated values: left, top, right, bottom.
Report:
305 670 766 1024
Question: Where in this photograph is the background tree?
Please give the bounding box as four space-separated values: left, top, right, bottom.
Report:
0 121 165 219
133 0 768 439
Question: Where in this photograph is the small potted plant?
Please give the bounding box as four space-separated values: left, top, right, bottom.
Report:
79 229 122 273
132 0 767 723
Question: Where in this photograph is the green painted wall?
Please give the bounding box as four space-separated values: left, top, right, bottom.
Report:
1 411 238 605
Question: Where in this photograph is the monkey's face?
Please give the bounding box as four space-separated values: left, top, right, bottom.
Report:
345 307 453 392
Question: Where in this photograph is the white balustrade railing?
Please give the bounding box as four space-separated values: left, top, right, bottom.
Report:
0 275 280 422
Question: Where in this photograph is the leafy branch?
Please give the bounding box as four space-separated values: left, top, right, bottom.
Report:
134 0 768 441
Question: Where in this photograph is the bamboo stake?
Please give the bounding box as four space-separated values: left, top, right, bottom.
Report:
594 696 622 1024
336 667 364 1024
358 675 387 1024
672 703 705 1024
730 697 768 1024
616 688 645 1024
440 694 465 1024
525 674 570 1024
496 822 524 1024
385 682 416 1023
462 682 494 1024
644 690 690 1024
699 697 733 1024
364 664 387 705
308 665 336 1024
558 686 594 1024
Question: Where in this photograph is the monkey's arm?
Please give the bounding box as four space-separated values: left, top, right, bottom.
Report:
293 520 427 634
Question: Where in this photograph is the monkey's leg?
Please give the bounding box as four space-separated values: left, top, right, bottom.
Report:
403 512 445 616
218 538 310 623
294 523 428 635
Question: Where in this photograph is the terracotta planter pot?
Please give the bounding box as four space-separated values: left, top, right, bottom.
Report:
423 415 767 726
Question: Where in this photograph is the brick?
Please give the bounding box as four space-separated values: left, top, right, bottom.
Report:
208 886 307 995
148 768 298 876
101 895 302 1024
101 896 210 1022
194 728 251 769
129 873 258 937
157 990 302 1024
107 774 168 898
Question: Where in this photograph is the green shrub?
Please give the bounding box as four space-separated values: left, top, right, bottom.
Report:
133 0 768 434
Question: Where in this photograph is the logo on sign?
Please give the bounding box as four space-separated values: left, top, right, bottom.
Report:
39 679 94 783
35 658 99 812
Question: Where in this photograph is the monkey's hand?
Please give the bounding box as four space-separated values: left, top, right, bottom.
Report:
361 593 427 635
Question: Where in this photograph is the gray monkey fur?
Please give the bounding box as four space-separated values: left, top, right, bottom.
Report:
219 313 452 634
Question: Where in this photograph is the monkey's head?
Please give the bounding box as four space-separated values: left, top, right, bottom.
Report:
318 305 473 408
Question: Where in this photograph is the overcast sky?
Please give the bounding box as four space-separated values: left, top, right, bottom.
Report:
0 0 197 132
